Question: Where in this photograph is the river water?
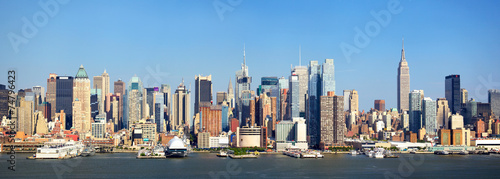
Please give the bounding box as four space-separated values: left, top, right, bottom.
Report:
1 152 500 178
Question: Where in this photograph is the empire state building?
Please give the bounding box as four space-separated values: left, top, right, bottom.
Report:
397 39 410 112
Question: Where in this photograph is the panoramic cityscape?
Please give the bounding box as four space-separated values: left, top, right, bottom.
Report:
1 0 500 178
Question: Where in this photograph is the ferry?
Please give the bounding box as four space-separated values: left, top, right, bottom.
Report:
35 141 84 159
165 136 188 157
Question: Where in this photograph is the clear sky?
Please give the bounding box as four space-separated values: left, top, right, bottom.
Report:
1 0 500 112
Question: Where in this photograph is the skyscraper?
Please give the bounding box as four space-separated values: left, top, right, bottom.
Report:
308 60 321 146
114 79 126 96
0 85 8 119
436 98 450 129
161 84 171 125
489 89 500 117
409 90 422 133
56 76 73 129
154 91 164 133
350 90 359 113
343 90 351 111
200 106 222 137
235 46 252 120
102 70 110 101
397 39 410 112
321 59 335 96
195 75 213 115
73 65 91 132
172 81 190 131
319 91 344 149
445 75 461 114
16 97 34 135
227 79 235 109
126 75 143 129
461 88 468 104
93 75 104 115
216 92 228 105
374 100 385 112
46 73 57 120
291 66 308 117
422 97 437 136
289 74 300 118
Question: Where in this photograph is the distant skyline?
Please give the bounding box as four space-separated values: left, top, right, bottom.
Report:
1 0 500 111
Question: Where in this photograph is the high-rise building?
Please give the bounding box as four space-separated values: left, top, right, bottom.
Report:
93 75 104 115
308 60 321 146
171 81 190 131
397 39 410 112
32 86 45 104
436 98 450 129
409 90 422 133
445 75 461 114
291 65 308 117
289 74 300 118
102 70 110 101
161 84 171 126
90 89 99 119
200 106 222 137
73 65 92 133
114 79 126 96
280 89 289 121
125 75 143 129
46 74 57 120
319 91 344 149
343 90 351 112
374 100 385 112
461 88 468 104
216 92 227 105
16 97 34 135
321 59 335 97
260 77 280 122
227 79 235 109
350 90 359 113
488 89 500 117
235 46 252 121
154 91 164 133
278 77 288 90
195 75 213 115
422 97 437 136
0 85 8 119
221 103 229 132
56 76 73 129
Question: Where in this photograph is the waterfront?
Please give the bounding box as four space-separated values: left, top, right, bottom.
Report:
2 153 500 178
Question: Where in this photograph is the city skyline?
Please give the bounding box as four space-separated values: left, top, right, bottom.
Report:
1 0 500 111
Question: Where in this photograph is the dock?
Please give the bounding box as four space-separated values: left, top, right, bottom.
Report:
136 156 166 159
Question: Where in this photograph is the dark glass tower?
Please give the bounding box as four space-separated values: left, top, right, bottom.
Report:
445 75 461 114
56 76 74 129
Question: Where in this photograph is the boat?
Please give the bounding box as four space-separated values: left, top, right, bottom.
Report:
435 150 449 155
350 150 357 156
459 150 469 155
217 150 228 157
35 141 84 159
165 136 188 157
81 145 96 157
369 148 384 159
367 151 374 158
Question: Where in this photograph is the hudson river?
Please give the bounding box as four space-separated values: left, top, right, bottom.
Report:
2 152 500 178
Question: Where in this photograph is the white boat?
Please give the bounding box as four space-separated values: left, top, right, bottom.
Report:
367 151 374 158
165 136 188 157
350 150 357 155
35 141 84 159
217 150 228 157
459 150 469 155
373 148 385 159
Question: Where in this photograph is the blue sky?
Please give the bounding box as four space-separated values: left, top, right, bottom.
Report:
1 0 499 111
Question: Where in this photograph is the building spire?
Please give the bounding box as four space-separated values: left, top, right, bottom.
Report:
401 37 406 62
242 44 247 76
